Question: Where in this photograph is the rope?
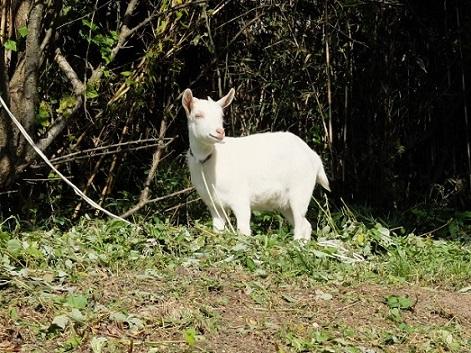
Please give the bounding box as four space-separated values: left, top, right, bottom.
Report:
200 168 236 233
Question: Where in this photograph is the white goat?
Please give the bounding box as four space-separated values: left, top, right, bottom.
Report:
182 88 330 241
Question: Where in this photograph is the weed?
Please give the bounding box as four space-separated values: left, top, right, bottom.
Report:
1 211 471 352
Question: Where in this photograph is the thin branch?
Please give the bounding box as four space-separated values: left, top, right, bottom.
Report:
96 121 131 209
165 198 200 212
49 138 168 163
54 48 85 95
56 0 114 30
90 0 207 84
51 143 165 165
120 118 168 218
0 189 18 196
147 187 195 204
20 97 82 170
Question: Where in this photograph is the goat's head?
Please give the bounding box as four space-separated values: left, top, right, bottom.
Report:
182 88 235 145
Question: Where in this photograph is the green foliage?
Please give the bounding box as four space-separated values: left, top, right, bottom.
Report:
37 101 52 127
1 212 471 351
56 96 77 117
80 19 118 64
17 25 28 38
3 39 17 51
385 295 413 310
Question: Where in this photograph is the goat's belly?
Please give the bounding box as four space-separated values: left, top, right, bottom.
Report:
250 187 289 211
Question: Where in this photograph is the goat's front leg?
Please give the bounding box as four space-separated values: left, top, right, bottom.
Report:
232 203 252 236
210 208 226 233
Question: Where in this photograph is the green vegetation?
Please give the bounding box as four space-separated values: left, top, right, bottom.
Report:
1 211 470 352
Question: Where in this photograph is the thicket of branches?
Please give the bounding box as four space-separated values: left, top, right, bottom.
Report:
0 0 470 222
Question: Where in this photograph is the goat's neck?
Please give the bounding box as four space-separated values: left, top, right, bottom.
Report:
189 135 214 162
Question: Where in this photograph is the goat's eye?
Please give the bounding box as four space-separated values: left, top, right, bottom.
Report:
194 113 203 119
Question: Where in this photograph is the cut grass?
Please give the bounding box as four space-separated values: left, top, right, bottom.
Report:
1 214 471 352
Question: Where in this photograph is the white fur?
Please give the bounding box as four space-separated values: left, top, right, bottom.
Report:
182 88 330 241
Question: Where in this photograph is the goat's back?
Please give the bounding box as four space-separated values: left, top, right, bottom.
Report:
213 131 320 182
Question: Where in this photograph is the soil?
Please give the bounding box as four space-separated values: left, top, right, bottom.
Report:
1 268 470 353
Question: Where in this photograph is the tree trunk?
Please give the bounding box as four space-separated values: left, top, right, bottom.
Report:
0 111 16 189
0 0 43 190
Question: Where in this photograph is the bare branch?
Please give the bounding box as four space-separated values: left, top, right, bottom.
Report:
49 138 167 163
147 187 194 204
54 48 85 95
120 118 169 219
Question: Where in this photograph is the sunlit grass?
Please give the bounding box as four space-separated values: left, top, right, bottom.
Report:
1 210 471 352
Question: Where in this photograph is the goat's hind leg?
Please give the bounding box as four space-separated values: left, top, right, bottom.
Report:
288 193 313 242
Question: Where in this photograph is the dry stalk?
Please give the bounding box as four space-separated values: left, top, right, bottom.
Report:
120 118 168 219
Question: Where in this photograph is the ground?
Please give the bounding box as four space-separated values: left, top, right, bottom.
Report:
0 218 470 352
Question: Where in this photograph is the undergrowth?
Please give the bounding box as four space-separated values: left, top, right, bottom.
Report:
1 207 470 291
1 207 470 353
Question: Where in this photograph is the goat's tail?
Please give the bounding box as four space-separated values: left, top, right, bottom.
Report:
316 164 331 191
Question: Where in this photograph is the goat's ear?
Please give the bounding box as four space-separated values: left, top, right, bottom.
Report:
182 89 193 116
217 88 235 109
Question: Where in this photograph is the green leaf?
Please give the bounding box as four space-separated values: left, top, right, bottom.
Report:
156 19 168 34
57 96 77 117
65 294 88 309
4 39 17 52
109 311 127 322
69 308 85 323
18 25 28 38
6 239 22 254
85 88 99 99
48 171 58 180
8 307 18 321
51 314 69 330
62 335 81 350
184 327 197 347
385 295 413 310
90 336 107 353
82 19 98 31
37 101 51 127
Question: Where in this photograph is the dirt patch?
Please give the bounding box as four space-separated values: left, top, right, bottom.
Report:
1 268 471 352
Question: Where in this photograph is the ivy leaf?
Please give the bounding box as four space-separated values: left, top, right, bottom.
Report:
4 40 17 52
69 308 85 323
18 26 29 38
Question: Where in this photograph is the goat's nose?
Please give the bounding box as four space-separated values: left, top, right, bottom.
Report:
216 128 225 136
